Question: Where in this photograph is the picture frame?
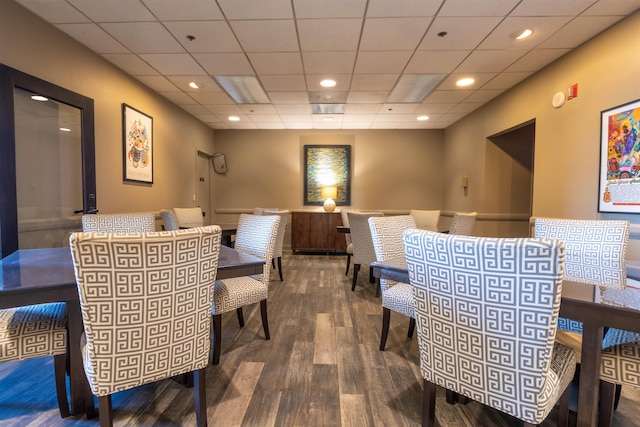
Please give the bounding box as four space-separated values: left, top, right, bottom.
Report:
598 98 640 213
304 145 351 206
122 103 153 183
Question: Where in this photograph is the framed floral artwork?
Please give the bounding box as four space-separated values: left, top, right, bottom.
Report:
122 103 153 183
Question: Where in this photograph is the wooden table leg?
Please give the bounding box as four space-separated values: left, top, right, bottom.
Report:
67 299 87 415
576 323 603 427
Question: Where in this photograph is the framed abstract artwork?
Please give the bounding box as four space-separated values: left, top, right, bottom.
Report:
304 145 351 206
122 103 153 183
598 98 640 213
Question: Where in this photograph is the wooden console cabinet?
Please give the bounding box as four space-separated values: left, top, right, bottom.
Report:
291 212 346 254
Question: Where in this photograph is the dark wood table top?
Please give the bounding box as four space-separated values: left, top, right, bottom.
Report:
371 258 640 427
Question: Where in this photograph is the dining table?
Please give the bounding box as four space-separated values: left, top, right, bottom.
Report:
371 257 640 427
0 244 264 416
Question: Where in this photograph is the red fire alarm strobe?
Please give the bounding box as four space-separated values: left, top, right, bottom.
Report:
568 83 578 100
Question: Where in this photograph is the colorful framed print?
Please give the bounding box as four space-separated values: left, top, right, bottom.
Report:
304 145 351 206
122 103 153 183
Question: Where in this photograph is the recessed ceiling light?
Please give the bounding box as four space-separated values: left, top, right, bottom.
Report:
456 78 475 87
228 116 240 121
322 117 334 121
515 29 533 40
320 79 336 88
189 82 201 89
417 116 429 121
31 95 48 101
59 127 71 132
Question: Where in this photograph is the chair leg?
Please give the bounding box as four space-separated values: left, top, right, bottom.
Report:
423 379 436 427
260 299 270 340
369 265 375 283
212 314 222 365
194 368 207 427
85 380 97 419
408 317 416 338
351 264 361 291
599 380 616 427
345 254 351 275
614 383 622 409
277 257 283 281
271 258 276 269
557 379 572 427
446 389 458 404
98 395 113 427
379 307 391 351
236 307 245 327
53 353 70 418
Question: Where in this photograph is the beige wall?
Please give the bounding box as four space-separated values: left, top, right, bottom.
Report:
445 11 640 256
1 1 215 217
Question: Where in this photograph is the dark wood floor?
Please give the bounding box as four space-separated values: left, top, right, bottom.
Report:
1 254 639 426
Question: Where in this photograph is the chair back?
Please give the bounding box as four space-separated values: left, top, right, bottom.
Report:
173 207 204 228
235 214 280 283
347 211 383 266
403 229 566 422
449 211 477 235
368 215 416 292
534 218 629 289
160 209 179 231
340 210 353 248
253 207 277 215
262 210 289 258
410 209 440 231
69 226 222 396
82 212 155 233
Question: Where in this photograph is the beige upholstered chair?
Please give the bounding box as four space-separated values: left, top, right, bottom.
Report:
159 209 179 231
173 207 204 228
262 209 290 281
82 212 156 233
403 229 575 427
70 226 222 427
347 211 383 292
0 303 69 417
368 215 417 351
410 209 440 231
211 214 279 365
448 211 477 235
340 210 353 275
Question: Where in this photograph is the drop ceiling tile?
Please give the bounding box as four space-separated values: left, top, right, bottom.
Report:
165 21 242 53
404 50 469 73
248 53 304 75
190 91 235 104
482 72 532 90
268 92 311 104
342 122 372 129
193 53 254 75
261 75 307 92
448 102 484 113
584 0 640 15
423 90 472 103
67 0 155 22
248 115 283 123
280 114 313 123
343 114 377 122
207 122 230 129
369 122 398 129
206 106 242 115
256 122 286 129
276 104 313 114
511 0 599 16
380 104 420 114
193 114 221 123
55 23 128 53
437 0 520 16
165 75 221 92
293 0 366 18
463 89 505 103
354 51 413 74
179 104 211 115
160 92 197 104
366 0 442 17
477 17 572 50
217 0 293 19
351 74 399 91
238 104 279 114
141 0 224 20
455 50 528 73
414 103 455 113
15 0 90 23
230 20 298 52
344 104 383 114
136 75 181 92
504 49 571 72
306 75 351 91
360 17 432 51
418 17 502 50
346 91 388 103
228 121 259 129
285 122 314 129
537 16 623 49
139 53 207 75
302 52 357 74
102 53 159 75
298 19 362 51
101 22 185 53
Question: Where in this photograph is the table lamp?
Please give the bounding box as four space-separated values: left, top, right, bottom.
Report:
321 185 338 212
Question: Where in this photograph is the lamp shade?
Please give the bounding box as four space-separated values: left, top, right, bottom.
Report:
321 186 338 200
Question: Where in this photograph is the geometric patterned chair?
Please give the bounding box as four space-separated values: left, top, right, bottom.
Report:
160 208 179 231
448 211 477 235
347 211 383 292
368 215 417 351
69 226 222 427
340 210 354 275
262 209 290 281
403 229 576 427
409 209 440 231
173 207 204 228
0 303 69 417
81 212 156 233
211 214 279 365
